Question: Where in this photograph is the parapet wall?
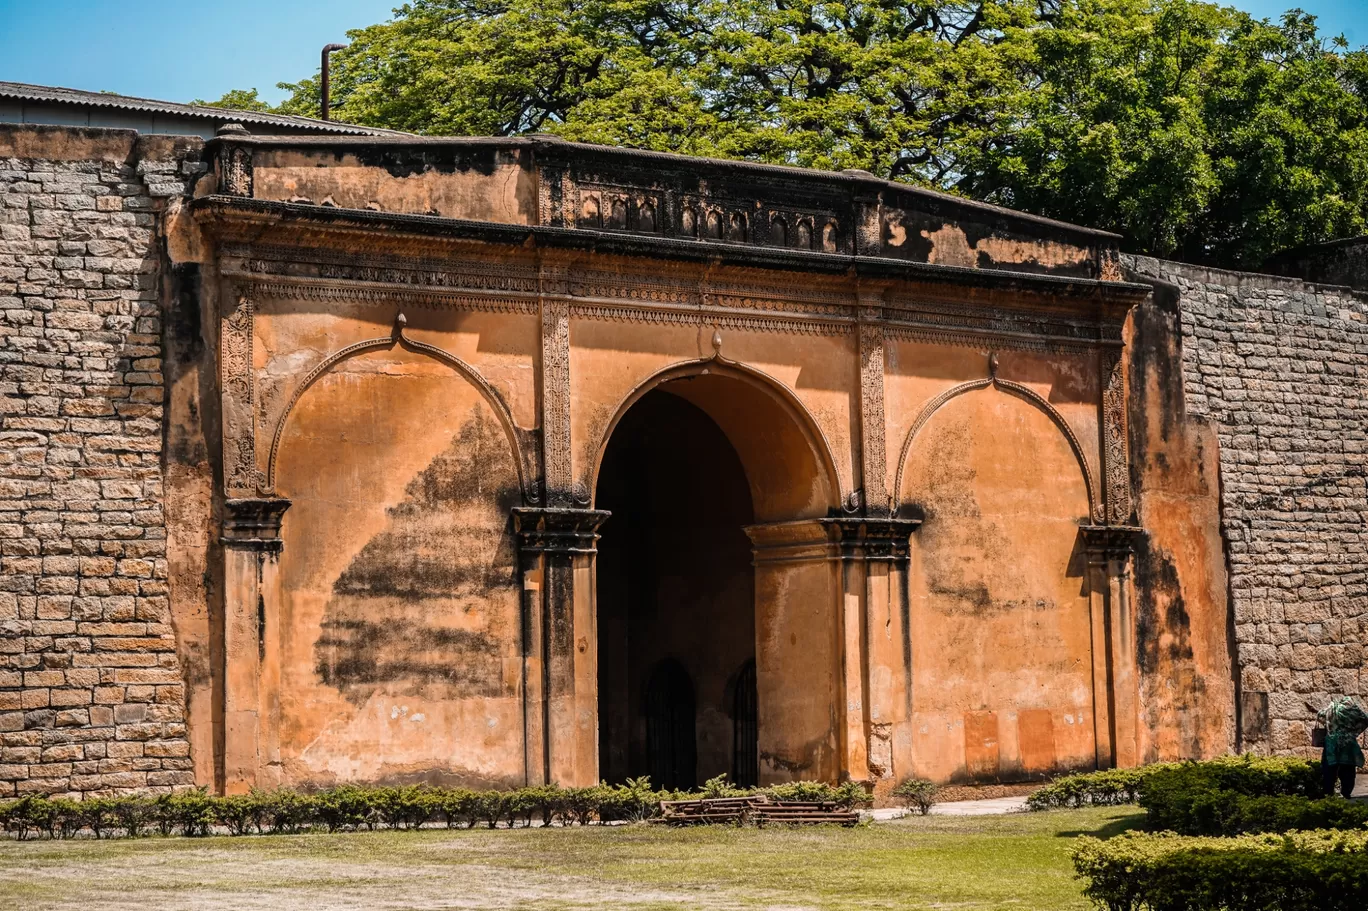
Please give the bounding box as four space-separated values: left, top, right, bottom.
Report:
1129 255 1368 755
0 127 201 797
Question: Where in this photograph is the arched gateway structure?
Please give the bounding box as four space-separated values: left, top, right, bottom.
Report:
194 134 1153 796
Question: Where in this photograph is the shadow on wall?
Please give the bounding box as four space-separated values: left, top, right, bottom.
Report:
314 409 521 704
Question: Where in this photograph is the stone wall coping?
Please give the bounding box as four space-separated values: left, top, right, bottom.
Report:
201 132 1123 244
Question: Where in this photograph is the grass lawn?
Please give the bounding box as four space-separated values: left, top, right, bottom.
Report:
0 806 1141 910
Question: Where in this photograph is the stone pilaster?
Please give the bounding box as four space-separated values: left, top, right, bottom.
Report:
1080 524 1144 769
745 518 918 785
513 507 610 786
823 518 919 783
219 496 290 794
537 257 574 506
856 280 892 517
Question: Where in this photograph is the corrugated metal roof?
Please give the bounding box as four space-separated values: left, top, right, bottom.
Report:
0 81 408 136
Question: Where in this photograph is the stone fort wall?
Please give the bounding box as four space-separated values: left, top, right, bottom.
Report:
1129 255 1368 756
0 128 202 798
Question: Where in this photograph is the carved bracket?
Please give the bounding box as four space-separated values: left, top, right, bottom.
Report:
222 497 292 552
822 517 922 562
745 517 921 564
512 507 611 556
1078 524 1145 563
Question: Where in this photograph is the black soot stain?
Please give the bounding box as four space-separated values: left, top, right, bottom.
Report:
315 409 520 703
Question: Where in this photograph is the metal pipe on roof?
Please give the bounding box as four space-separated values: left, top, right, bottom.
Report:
321 44 346 121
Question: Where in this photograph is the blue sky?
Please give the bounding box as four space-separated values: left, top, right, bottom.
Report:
0 0 1360 107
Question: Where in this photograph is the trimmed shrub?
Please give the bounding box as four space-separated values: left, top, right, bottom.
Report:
1139 757 1322 833
763 780 872 809
1027 766 1175 810
1028 755 1321 813
598 778 660 823
699 774 750 799
891 778 939 815
314 785 374 833
111 797 153 839
156 789 215 838
0 774 888 839
1146 791 1368 837
1073 829 1368 911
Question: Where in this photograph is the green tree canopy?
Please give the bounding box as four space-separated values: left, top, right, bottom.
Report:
207 0 1368 268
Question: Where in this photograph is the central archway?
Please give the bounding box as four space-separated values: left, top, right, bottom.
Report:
593 365 842 786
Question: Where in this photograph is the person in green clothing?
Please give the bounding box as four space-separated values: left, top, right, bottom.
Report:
1318 696 1367 798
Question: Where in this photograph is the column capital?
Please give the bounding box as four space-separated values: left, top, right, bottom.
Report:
745 517 922 564
822 517 922 561
221 497 291 552
1078 524 1145 561
512 507 611 556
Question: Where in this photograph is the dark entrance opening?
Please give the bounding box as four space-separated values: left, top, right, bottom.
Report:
595 386 756 788
732 659 758 786
645 659 695 790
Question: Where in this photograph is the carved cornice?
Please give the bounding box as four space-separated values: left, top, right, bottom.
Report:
822 517 923 561
222 497 292 552
219 237 1128 350
512 507 612 556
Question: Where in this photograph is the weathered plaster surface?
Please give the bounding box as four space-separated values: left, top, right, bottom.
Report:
7 122 1280 798
901 387 1096 781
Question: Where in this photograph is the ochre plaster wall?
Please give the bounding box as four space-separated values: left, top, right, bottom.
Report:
1124 282 1236 762
248 147 536 225
16 123 1232 798
900 387 1097 781
250 300 538 788
271 347 524 787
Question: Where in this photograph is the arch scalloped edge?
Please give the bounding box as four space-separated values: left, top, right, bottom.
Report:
892 374 1101 522
263 316 531 499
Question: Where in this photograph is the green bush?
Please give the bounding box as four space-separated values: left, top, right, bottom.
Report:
313 785 374 832
891 778 939 815
762 780 872 809
1073 829 1368 911
598 778 660 822
111 796 153 838
0 774 889 839
1027 765 1175 810
1144 790 1368 837
156 789 216 837
1028 755 1322 813
1139 756 1322 833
